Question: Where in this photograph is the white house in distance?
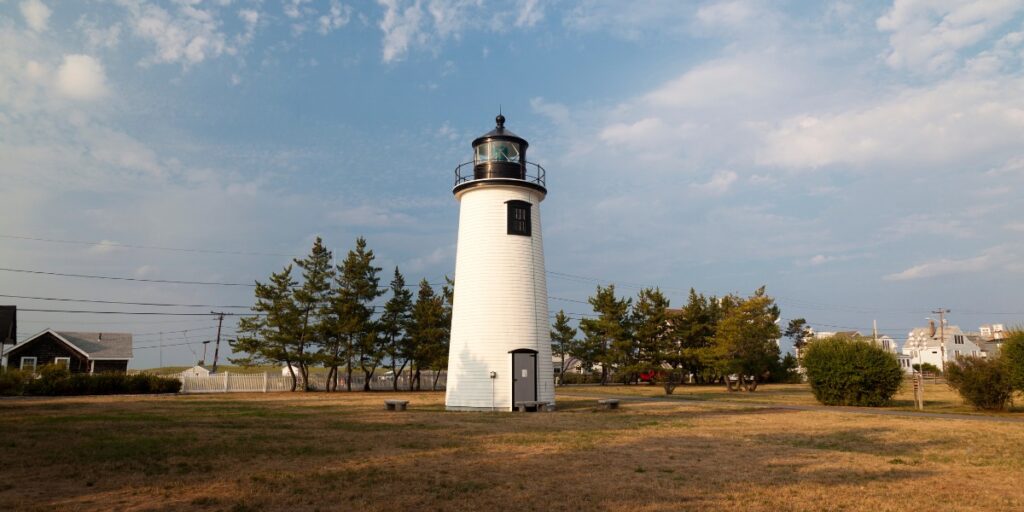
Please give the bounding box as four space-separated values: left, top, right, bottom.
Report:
902 323 984 372
800 327 913 374
179 365 211 378
445 115 554 411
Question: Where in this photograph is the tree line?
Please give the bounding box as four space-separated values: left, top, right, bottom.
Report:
551 285 797 392
230 237 451 392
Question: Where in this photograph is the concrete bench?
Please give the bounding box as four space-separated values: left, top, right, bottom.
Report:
384 399 409 411
514 400 551 412
597 399 620 410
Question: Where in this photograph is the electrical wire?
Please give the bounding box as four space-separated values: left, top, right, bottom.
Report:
0 267 256 287
0 234 297 257
0 293 250 309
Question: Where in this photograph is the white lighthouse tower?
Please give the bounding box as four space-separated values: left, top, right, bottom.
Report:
445 114 554 411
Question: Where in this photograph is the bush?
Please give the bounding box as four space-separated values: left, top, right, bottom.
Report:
0 369 30 396
912 362 942 374
946 356 1013 410
0 368 181 396
1001 330 1024 392
802 336 904 406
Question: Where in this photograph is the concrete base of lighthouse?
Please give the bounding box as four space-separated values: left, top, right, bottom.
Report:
444 183 555 412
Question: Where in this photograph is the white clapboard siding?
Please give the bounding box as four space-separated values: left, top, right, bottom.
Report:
446 184 554 410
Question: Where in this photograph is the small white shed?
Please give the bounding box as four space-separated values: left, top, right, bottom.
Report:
180 365 211 378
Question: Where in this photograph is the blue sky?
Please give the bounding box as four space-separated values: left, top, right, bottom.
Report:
2 0 1023 368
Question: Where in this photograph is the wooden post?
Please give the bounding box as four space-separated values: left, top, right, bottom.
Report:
224 371 229 392
263 372 268 393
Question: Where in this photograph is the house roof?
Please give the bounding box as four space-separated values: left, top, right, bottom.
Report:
3 329 132 360
57 332 133 359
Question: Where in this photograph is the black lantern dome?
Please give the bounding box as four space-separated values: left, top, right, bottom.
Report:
454 114 546 195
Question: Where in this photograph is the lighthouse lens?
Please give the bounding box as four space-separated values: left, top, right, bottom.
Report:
475 141 520 164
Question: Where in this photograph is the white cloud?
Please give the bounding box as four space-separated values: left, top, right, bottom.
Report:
86 240 121 255
79 19 123 50
876 0 1024 73
284 0 312 19
883 247 1010 281
758 77 1024 169
645 55 795 109
599 117 666 145
515 0 544 27
124 2 234 66
690 170 738 195
20 0 51 33
378 0 426 63
318 0 352 34
696 0 760 29
55 54 108 100
562 0 690 40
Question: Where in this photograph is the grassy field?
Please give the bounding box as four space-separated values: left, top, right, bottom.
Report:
564 381 1024 415
0 387 1022 511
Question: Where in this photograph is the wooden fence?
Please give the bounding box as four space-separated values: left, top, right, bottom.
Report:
179 371 446 393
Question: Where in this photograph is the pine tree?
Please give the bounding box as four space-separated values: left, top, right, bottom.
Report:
409 279 445 391
579 285 631 385
291 237 335 391
712 287 781 392
231 266 303 391
327 237 383 391
675 289 721 384
631 288 671 389
550 310 579 386
380 267 414 391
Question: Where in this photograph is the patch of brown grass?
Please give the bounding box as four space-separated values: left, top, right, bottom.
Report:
0 391 1021 511
563 382 1024 415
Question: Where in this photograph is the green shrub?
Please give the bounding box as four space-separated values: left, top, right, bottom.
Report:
802 336 904 406
4 369 181 396
1001 330 1024 392
0 369 30 396
912 362 942 374
946 356 1013 410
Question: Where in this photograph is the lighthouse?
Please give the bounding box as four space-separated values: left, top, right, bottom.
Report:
445 114 554 411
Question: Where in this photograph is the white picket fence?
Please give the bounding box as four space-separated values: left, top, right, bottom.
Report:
179 371 446 393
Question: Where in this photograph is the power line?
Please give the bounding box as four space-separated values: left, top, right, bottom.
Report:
0 268 256 287
0 233 297 257
0 293 250 309
17 308 253 316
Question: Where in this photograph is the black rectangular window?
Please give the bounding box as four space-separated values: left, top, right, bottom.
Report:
507 200 531 236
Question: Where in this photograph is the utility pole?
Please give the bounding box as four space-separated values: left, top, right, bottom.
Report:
932 308 950 374
211 312 225 374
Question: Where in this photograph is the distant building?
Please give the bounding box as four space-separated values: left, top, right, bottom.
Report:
180 365 211 378
976 324 1009 357
1 329 132 373
902 323 983 372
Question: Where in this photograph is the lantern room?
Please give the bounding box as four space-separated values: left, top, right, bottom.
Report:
454 114 546 195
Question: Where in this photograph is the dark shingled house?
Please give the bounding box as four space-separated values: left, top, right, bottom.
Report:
2 329 133 373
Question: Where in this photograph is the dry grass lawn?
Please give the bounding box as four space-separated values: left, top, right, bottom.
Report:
565 382 1024 415
0 389 1022 511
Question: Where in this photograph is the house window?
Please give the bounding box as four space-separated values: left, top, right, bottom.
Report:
54 357 71 369
954 335 964 345
20 356 37 373
507 200 531 236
